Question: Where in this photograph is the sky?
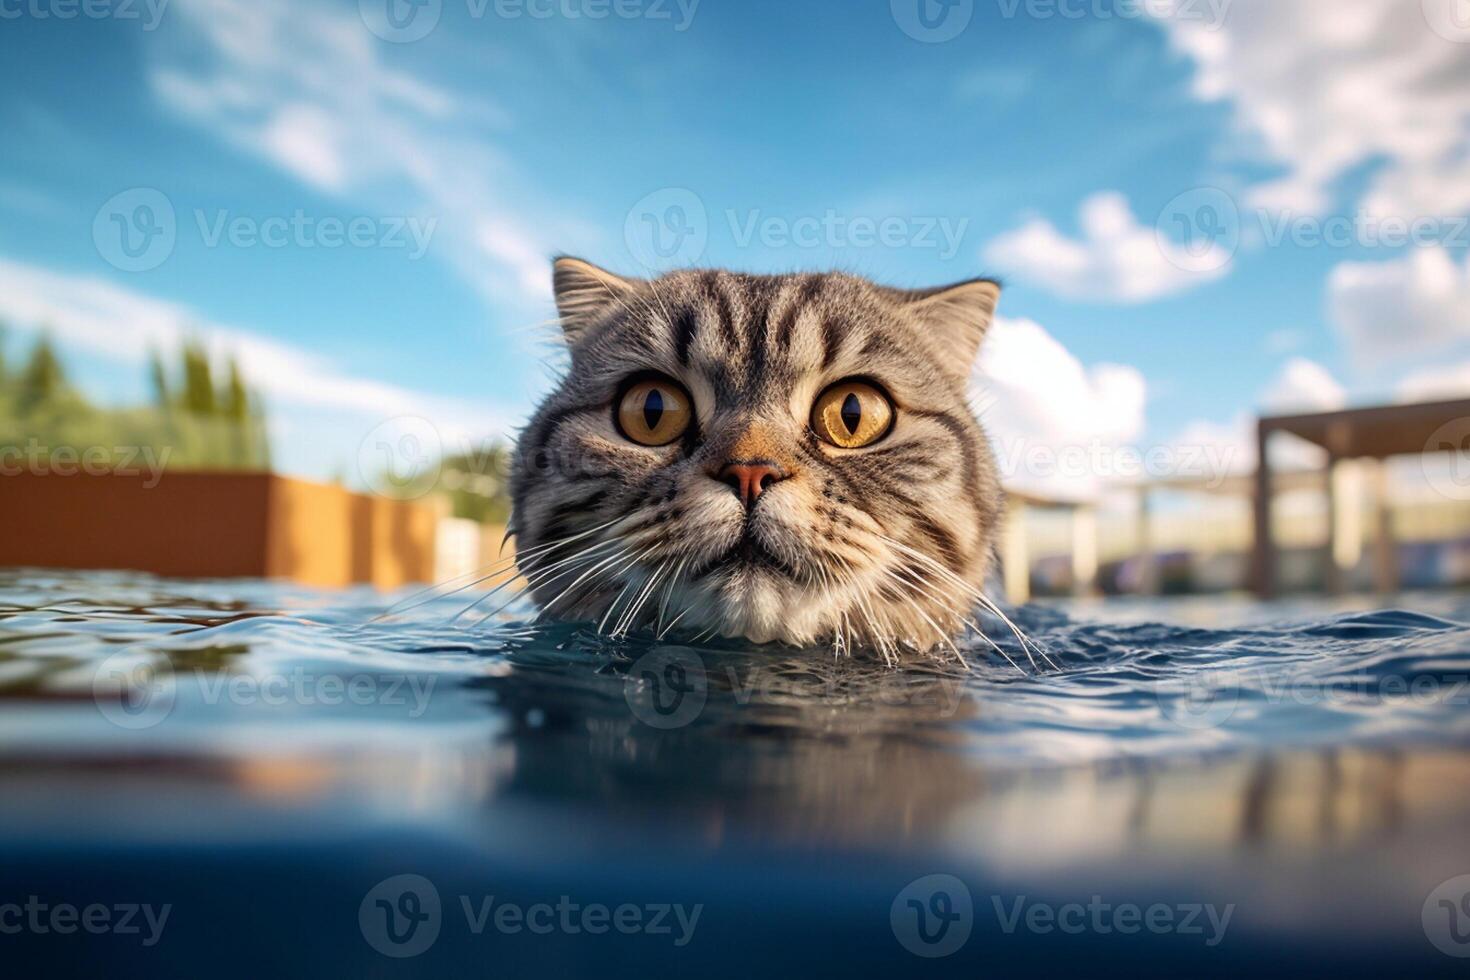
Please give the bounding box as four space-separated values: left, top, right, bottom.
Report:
1 0 1468 497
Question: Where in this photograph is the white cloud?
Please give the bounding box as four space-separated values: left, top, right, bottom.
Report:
1328 247 1470 363
1166 410 1330 482
258 103 349 192
1166 359 1349 485
1397 361 1470 403
1258 357 1347 414
0 258 517 450
974 315 1148 499
1167 412 1257 477
1152 0 1470 217
151 0 556 312
982 192 1231 303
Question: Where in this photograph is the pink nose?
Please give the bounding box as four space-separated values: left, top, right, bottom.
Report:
717 461 790 508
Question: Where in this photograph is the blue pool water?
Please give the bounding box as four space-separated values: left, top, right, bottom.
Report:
2 568 1470 976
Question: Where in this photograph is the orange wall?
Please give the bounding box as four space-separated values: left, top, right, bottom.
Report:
0 471 436 588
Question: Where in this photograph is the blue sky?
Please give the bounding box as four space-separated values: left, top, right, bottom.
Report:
2 0 1468 493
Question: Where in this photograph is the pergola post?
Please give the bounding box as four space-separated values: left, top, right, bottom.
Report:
1003 497 1031 605
1252 398 1470 597
1135 486 1157 596
1326 458 1362 595
1325 453 1341 595
1071 504 1098 598
1370 461 1399 594
1251 421 1275 598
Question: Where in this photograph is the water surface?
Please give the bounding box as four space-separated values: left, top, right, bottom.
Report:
2 569 1469 976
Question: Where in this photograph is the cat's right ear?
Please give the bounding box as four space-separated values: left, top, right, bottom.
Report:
552 256 640 345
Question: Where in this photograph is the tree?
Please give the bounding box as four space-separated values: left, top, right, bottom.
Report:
15 333 65 417
438 444 513 525
180 340 216 416
221 356 262 468
223 357 248 422
148 348 170 409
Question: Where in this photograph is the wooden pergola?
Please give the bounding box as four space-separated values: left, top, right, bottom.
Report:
1001 490 1098 603
1134 469 1325 596
1252 398 1470 598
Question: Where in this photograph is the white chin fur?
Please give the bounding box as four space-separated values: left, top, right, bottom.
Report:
669 568 838 647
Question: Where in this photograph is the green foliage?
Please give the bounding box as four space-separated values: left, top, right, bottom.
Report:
14 334 67 417
437 444 513 525
1 331 507 527
223 358 248 421
148 348 169 408
180 339 217 416
0 335 271 473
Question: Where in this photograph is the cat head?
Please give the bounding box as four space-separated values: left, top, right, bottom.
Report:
509 258 1004 656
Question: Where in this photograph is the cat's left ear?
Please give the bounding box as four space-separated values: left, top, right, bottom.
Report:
889 277 1001 370
552 256 641 345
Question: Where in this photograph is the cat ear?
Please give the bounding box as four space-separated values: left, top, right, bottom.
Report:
889 277 1001 370
552 256 640 345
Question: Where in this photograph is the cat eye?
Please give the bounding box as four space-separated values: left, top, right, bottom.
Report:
616 376 693 447
810 380 894 449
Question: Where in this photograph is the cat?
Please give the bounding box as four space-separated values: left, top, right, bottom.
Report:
509 257 1008 659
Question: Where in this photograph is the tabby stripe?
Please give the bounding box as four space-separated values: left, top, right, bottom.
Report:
820 316 845 370
860 333 904 361
775 275 822 359
526 400 609 455
811 449 889 530
672 307 699 366
745 278 774 387
909 509 962 570
703 271 741 353
905 407 990 530
552 486 609 518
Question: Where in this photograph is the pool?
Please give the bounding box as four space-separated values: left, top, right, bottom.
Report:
2 568 1469 976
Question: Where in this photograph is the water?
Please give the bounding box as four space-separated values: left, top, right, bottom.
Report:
3 568 1470 976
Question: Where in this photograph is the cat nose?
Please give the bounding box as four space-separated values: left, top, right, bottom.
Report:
716 461 790 509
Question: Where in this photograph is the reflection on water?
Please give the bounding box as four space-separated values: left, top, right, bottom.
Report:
1 569 1469 974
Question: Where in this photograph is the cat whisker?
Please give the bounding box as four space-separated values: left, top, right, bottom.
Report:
454 531 634 625
537 545 638 623
374 517 625 624
458 536 627 627
595 547 661 635
884 565 1024 672
831 555 900 666
886 542 1038 670
877 535 1055 672
821 554 891 663
879 567 967 667
654 556 691 638
611 554 672 637
372 555 520 624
